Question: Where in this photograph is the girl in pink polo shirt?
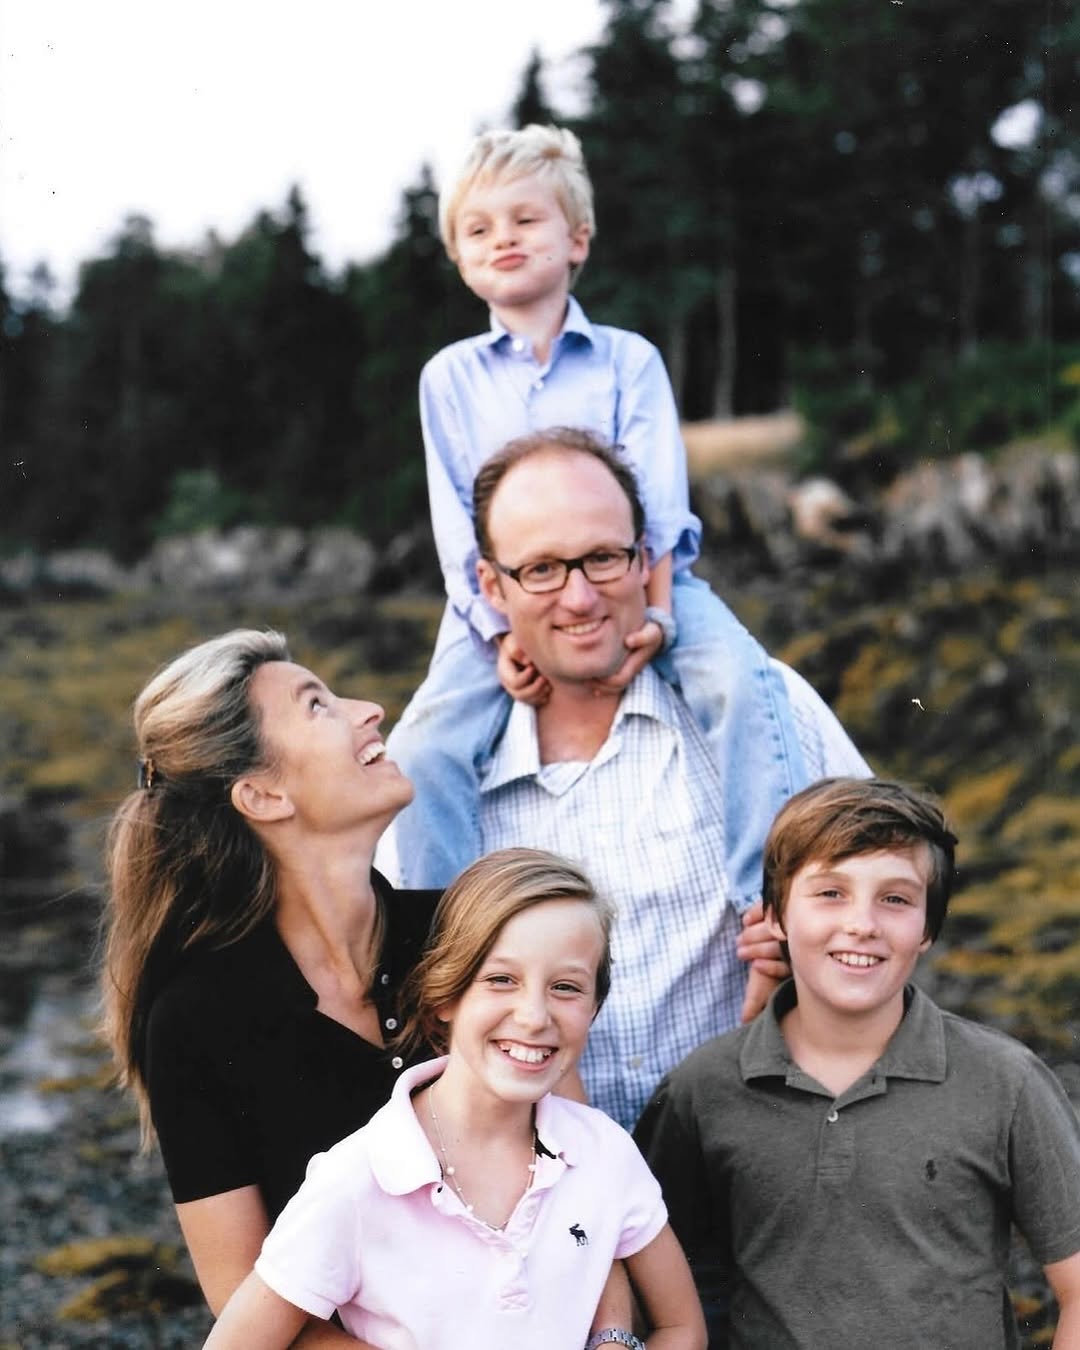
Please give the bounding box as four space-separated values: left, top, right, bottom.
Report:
205 848 705 1350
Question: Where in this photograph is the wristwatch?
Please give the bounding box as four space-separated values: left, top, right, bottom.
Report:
644 604 677 653
585 1331 646 1350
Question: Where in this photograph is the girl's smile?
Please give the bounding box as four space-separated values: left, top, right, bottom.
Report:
435 897 604 1111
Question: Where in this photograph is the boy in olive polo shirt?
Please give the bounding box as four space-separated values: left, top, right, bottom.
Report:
636 777 1080 1349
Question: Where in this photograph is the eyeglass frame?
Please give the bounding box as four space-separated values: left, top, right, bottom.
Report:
488 542 644 594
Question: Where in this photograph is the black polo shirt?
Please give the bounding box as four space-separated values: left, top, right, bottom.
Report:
145 873 439 1223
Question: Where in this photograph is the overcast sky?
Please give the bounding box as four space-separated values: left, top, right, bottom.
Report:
0 0 656 300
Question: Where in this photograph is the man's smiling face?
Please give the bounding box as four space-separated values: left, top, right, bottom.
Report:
477 448 649 689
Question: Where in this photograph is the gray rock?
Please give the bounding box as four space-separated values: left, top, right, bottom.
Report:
45 550 135 597
304 527 377 592
0 549 43 596
140 526 308 593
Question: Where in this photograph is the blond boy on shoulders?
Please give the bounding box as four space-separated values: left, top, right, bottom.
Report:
385 125 809 904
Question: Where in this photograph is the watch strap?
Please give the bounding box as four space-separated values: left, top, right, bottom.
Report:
585 1330 646 1350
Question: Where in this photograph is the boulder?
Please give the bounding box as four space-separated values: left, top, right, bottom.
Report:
138 526 307 593
45 549 135 597
304 528 377 592
682 411 804 479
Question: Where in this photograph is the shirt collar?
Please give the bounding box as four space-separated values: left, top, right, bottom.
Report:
533 1091 578 1166
483 294 594 351
366 1057 447 1195
366 1057 575 1197
218 920 318 1019
480 666 680 795
740 981 948 1086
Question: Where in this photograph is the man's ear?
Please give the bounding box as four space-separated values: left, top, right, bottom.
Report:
230 774 294 825
638 539 651 590
477 558 509 615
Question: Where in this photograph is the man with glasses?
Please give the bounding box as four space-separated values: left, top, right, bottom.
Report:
383 427 868 1131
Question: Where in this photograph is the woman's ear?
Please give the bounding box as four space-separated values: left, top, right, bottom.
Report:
230 774 294 824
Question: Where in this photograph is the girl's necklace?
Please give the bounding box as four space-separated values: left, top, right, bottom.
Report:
427 1081 538 1230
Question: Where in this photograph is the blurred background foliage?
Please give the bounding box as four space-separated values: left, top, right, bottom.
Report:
2 0 1079 561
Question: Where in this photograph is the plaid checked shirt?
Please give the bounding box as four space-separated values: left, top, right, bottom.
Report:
479 663 869 1130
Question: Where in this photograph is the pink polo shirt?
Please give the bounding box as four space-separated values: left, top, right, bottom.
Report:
255 1057 667 1349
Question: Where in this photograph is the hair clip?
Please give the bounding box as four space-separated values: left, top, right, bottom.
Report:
137 756 157 791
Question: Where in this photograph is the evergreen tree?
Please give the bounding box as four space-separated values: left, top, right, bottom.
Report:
0 262 61 545
512 48 555 127
575 0 710 409
346 165 477 531
209 185 363 525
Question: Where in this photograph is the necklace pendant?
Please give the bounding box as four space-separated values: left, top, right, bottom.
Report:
445 1164 456 1175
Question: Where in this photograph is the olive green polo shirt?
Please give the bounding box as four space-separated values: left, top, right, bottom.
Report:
636 982 1080 1350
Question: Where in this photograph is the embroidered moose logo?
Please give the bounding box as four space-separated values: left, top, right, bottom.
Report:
569 1223 588 1246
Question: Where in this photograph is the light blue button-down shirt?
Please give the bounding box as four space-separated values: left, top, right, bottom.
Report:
420 296 703 651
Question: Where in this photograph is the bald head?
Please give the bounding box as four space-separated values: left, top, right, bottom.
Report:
473 427 645 562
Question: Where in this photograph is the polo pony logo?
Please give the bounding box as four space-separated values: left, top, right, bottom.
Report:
569 1223 588 1246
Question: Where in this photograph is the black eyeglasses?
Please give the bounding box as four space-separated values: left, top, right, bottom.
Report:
491 545 641 594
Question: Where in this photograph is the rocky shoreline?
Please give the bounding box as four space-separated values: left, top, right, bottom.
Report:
0 874 212 1347
2 488 1077 1345
2 444 1076 607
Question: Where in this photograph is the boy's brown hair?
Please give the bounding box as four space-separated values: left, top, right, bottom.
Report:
762 777 957 940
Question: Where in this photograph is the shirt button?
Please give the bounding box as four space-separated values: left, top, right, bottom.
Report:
384 1017 398 1030
391 1055 404 1069
511 337 525 353
533 379 544 390
826 1108 839 1124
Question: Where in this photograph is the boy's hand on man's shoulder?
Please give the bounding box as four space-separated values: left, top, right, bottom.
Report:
496 633 552 707
736 902 791 1023
588 619 665 696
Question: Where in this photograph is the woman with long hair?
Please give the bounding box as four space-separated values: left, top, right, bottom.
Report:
101 628 436 1335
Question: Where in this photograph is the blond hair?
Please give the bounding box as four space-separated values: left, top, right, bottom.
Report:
398 848 614 1056
440 124 595 282
101 629 289 1142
